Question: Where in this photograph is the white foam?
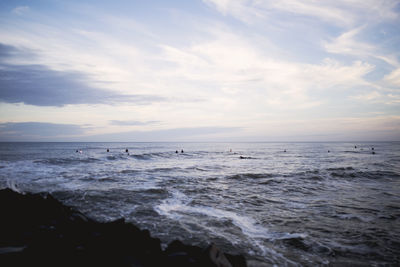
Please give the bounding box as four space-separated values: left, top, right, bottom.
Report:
155 190 191 219
6 179 22 194
155 190 306 241
155 191 301 265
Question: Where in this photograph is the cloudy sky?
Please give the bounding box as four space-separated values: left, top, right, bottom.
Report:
0 0 399 141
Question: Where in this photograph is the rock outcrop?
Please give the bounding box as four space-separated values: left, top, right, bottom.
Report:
0 188 247 267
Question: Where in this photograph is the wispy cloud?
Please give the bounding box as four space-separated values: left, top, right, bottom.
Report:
12 6 30 16
323 26 400 69
352 91 382 101
203 0 399 26
109 120 160 126
323 27 373 56
387 94 400 104
157 28 375 110
384 68 400 87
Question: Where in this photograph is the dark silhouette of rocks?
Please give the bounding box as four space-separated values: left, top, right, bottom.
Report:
0 188 246 267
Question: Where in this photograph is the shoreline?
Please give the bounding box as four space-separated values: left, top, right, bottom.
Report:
0 188 247 267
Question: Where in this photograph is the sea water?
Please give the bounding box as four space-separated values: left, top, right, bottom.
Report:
0 142 399 266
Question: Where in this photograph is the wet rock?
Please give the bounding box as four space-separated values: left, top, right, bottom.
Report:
0 188 247 267
207 243 232 267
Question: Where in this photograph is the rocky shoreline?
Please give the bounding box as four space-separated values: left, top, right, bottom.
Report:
0 188 247 267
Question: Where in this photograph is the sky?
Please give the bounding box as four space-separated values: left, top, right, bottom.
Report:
0 0 399 141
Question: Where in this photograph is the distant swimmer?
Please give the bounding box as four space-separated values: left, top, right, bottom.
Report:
372 151 376 154
107 149 109 152
181 149 184 153
372 147 374 151
175 150 178 153
76 150 79 153
79 150 82 154
355 145 357 149
284 149 286 152
328 150 330 153
125 149 129 153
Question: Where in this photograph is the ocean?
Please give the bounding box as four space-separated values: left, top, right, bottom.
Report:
0 142 399 266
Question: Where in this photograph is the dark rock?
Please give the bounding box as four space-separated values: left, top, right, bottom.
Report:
0 188 247 267
165 239 213 267
207 243 232 267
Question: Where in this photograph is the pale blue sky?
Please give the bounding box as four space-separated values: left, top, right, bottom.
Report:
0 0 399 141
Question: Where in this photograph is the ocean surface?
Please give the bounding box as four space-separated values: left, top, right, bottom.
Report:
0 142 399 266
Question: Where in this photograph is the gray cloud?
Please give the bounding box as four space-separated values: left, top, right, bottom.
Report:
0 43 165 106
77 126 242 142
0 121 241 142
0 43 18 59
0 43 35 60
109 120 160 126
0 122 86 141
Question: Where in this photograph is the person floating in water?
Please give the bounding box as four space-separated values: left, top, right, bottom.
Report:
181 149 184 153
